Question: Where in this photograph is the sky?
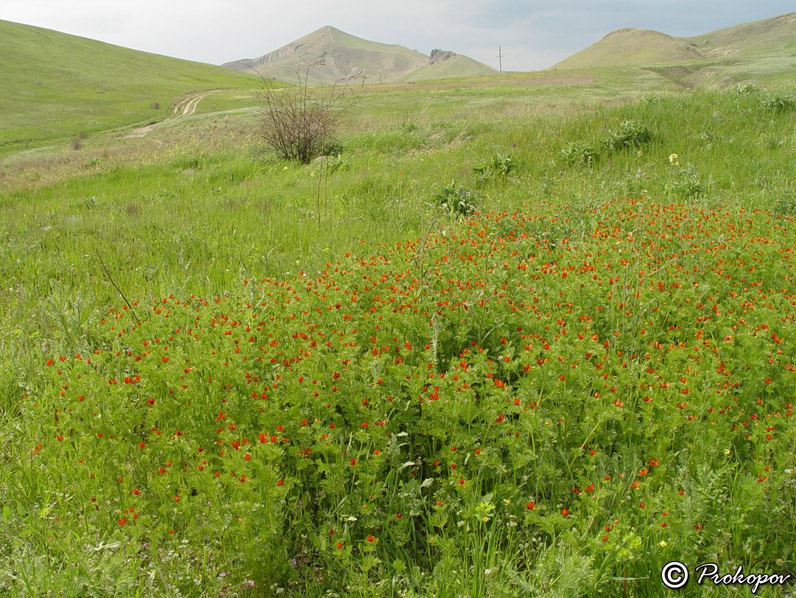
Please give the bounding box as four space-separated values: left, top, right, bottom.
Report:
2 1 794 71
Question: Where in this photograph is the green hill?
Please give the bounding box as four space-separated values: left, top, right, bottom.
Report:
0 19 255 154
223 26 496 85
684 11 796 58
552 11 796 81
552 28 703 69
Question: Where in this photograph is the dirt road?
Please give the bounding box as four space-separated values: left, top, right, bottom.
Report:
124 90 220 138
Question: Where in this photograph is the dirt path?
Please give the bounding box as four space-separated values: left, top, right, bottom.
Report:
125 90 220 138
173 91 218 117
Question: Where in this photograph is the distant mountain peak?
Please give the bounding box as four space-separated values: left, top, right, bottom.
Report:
223 27 495 85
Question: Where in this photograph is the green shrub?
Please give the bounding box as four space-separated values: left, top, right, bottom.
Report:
559 142 598 167
762 94 795 114
665 164 706 199
431 182 478 217
474 153 516 185
733 83 760 95
603 120 650 152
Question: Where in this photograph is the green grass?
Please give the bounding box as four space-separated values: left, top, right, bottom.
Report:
552 11 796 88
0 20 257 156
1 70 796 596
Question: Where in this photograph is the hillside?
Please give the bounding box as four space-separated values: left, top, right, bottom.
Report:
552 28 702 69
223 26 496 85
684 11 796 58
0 19 255 154
552 11 796 74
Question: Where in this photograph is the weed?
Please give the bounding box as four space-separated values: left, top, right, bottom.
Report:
474 153 516 185
559 142 598 167
603 120 651 152
431 182 478 217
665 163 706 199
762 94 795 113
734 83 760 95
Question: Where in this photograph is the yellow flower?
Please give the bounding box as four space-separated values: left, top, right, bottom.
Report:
669 153 679 164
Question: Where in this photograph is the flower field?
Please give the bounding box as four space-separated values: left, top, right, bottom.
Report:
24 193 796 595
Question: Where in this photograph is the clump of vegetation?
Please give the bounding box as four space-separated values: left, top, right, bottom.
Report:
762 94 795 114
431 182 478 216
603 120 651 151
70 130 88 150
559 142 598 166
734 82 760 95
257 67 351 164
473 153 516 185
665 163 707 199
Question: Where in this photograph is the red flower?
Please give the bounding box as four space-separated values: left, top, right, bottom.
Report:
367 535 375 542
526 501 535 510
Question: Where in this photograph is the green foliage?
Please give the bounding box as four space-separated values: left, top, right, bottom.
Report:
665 163 707 199
474 153 516 185
559 142 598 167
603 120 651 152
734 82 760 94
762 94 795 113
431 182 479 216
3 85 796 597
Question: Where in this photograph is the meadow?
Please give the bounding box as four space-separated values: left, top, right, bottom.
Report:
1 70 795 597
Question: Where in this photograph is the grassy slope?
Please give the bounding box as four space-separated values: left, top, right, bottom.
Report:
552 11 796 84
685 11 796 58
552 28 703 69
398 55 496 82
0 19 256 154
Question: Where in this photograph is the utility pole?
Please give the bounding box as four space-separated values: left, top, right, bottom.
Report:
498 46 503 74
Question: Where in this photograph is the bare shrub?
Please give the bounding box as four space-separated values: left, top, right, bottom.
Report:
257 64 352 164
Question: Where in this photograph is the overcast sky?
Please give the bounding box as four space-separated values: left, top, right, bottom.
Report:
3 1 794 71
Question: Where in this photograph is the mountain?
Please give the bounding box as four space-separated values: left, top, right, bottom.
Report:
0 19 254 154
223 26 496 85
552 11 796 70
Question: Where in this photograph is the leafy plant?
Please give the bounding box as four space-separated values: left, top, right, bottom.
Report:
431 182 478 217
474 153 516 185
762 94 795 114
734 83 760 95
603 120 651 152
559 142 598 167
665 163 706 199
